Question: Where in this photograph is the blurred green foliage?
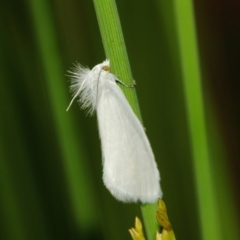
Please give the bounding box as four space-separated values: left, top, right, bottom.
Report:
0 0 239 240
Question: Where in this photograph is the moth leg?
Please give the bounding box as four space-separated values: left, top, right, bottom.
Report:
116 78 136 88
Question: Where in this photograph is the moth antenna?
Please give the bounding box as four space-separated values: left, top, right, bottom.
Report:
66 81 85 111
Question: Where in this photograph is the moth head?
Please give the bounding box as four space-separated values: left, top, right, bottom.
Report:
102 65 110 72
101 59 110 71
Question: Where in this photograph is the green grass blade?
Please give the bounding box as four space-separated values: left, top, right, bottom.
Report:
28 0 98 230
93 0 140 115
93 1 158 239
173 0 221 239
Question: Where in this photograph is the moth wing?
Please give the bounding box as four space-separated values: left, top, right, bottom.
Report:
97 83 162 203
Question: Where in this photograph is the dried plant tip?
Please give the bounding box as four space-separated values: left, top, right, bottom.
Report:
156 199 172 230
129 217 146 240
156 199 176 240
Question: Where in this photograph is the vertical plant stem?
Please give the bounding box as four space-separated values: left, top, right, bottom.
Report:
93 1 158 239
173 0 221 239
93 0 140 115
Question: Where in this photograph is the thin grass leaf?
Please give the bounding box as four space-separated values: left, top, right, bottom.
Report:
173 0 221 239
28 0 98 230
93 0 158 239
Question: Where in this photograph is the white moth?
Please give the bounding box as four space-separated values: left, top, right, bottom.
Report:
67 59 162 203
